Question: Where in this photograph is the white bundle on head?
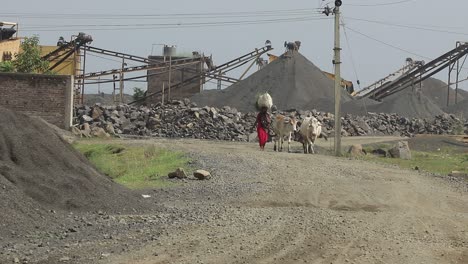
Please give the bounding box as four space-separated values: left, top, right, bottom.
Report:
257 92 273 110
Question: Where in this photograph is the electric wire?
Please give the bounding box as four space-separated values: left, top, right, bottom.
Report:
346 0 415 7
0 8 322 19
20 16 331 32
343 25 432 60
341 17 361 89
345 17 468 36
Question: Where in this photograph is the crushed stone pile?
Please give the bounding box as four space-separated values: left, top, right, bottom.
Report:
191 51 352 113
346 78 468 118
74 99 467 141
0 107 146 235
444 98 468 118
363 90 446 119
420 78 467 108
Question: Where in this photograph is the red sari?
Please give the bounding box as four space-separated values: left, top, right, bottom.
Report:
256 112 269 147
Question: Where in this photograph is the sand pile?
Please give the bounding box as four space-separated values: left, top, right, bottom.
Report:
0 107 145 222
191 51 352 112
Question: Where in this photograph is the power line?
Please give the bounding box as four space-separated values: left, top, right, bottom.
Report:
20 16 331 32
86 53 138 66
345 17 468 36
341 17 361 89
22 15 324 29
346 0 415 7
0 8 322 19
343 25 432 60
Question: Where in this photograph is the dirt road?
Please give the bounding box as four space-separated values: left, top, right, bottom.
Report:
98 138 467 264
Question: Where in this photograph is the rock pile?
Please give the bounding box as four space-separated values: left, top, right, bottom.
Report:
73 99 468 141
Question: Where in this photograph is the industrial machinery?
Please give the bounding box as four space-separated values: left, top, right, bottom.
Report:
0 22 17 41
353 58 424 97
359 42 468 103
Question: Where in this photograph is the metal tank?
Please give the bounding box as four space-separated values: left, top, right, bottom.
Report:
163 45 176 57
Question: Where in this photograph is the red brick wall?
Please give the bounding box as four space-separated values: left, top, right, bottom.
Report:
0 73 73 129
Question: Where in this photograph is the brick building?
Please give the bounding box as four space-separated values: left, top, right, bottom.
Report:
146 46 207 104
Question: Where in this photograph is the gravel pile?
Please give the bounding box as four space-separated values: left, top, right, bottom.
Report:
190 51 352 113
0 106 148 237
74 99 467 140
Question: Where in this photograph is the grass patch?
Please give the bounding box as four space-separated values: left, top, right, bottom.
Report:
363 149 468 176
74 143 190 189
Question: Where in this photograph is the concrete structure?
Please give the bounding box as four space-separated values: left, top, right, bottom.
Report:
0 73 74 129
146 49 205 104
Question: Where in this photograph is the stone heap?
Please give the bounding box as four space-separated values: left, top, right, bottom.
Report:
73 99 468 140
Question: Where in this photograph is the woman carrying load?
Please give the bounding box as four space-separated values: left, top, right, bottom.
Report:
252 93 273 151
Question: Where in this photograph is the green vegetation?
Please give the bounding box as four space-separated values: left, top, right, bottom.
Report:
132 87 146 102
73 143 190 189
0 61 14 72
362 144 468 176
0 36 52 74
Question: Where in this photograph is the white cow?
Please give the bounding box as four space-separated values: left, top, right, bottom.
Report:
299 117 323 154
272 115 298 153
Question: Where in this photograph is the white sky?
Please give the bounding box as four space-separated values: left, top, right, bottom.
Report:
2 0 468 94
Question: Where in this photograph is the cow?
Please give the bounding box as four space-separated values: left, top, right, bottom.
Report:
271 115 298 153
284 41 301 52
299 116 324 154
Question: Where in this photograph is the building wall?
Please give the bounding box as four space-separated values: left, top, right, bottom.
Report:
146 56 204 104
0 73 73 129
0 38 20 62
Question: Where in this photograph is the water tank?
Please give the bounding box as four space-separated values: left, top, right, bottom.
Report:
163 45 176 57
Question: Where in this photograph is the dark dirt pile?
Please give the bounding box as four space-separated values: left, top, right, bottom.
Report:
191 51 352 112
365 90 446 119
420 78 467 108
0 107 146 234
444 99 468 118
344 89 446 119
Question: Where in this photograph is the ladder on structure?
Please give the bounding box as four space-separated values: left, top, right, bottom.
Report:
73 47 86 105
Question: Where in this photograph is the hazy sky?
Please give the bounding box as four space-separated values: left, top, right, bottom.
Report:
2 0 468 94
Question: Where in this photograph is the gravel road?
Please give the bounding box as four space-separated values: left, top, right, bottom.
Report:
2 138 466 264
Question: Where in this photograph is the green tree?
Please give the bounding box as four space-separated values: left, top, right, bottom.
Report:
13 35 50 74
133 87 146 101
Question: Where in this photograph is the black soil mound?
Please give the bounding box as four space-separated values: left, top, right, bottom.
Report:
191 51 352 112
444 99 468 118
420 78 466 108
0 107 146 216
365 90 445 119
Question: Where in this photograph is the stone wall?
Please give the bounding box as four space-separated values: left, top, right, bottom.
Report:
0 73 73 129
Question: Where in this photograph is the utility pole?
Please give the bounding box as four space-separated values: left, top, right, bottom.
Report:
168 55 172 102
333 0 343 156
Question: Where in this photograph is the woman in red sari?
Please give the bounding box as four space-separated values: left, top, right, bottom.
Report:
252 106 271 150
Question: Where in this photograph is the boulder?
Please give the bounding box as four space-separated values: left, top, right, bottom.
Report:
348 144 365 157
193 170 211 180
91 127 111 138
388 141 411 160
168 168 187 179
